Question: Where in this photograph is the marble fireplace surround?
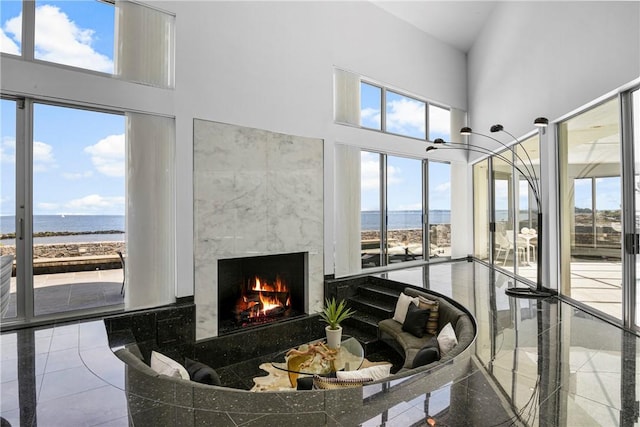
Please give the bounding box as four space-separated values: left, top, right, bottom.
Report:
193 119 324 340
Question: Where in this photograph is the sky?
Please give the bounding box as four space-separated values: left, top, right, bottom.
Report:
360 82 452 213
360 151 452 212
1 1 124 216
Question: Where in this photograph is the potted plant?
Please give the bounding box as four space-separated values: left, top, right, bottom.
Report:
320 297 356 349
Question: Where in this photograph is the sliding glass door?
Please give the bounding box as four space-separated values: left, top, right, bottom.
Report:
1 99 126 325
559 97 623 321
1 98 19 320
630 89 640 328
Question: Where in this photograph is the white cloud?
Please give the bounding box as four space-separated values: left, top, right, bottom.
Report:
0 27 20 55
360 152 380 191
0 137 16 163
2 5 113 73
65 194 125 213
429 106 451 138
435 182 451 193
3 12 22 43
36 202 60 211
386 165 402 187
398 203 422 211
84 134 124 177
360 107 381 128
361 152 402 191
33 141 57 172
62 170 94 180
1 138 56 171
386 98 425 137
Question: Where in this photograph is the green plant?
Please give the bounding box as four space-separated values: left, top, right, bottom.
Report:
319 297 356 330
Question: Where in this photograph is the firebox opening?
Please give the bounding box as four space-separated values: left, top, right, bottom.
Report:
218 252 307 335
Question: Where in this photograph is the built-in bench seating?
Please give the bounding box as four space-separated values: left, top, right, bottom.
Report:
378 287 476 371
104 277 476 425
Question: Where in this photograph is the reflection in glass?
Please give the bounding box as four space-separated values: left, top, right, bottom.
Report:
515 135 540 283
385 91 426 139
473 159 490 261
360 82 382 130
493 151 515 274
559 97 622 320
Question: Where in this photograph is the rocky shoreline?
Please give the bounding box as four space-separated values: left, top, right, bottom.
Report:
0 241 125 259
0 230 124 240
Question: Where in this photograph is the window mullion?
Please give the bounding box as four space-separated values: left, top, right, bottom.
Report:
380 154 388 266
21 0 35 61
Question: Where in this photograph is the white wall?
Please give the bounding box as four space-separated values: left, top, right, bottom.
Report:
167 1 469 296
468 1 640 147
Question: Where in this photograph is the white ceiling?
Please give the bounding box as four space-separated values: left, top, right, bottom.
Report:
373 1 498 53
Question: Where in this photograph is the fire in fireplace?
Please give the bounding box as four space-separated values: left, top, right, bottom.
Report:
218 252 307 335
236 275 291 323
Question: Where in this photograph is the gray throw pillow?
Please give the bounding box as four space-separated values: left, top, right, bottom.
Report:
412 347 440 368
412 337 441 368
184 357 222 386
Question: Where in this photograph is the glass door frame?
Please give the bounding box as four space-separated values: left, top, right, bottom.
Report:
1 96 127 330
621 87 639 331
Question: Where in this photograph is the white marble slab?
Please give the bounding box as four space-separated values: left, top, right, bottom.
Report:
194 120 324 340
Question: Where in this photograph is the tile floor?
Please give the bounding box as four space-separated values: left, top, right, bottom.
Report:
1 261 639 426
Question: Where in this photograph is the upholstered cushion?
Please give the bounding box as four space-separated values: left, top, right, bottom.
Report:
392 292 419 324
184 357 221 386
417 296 440 335
412 337 441 368
402 303 430 338
150 351 190 380
437 322 458 356
312 375 373 389
336 363 392 381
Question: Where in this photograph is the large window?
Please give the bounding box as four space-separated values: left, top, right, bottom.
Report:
34 0 115 73
473 134 540 285
559 97 622 320
429 162 451 257
1 0 175 88
385 91 426 140
473 159 490 261
358 79 450 142
360 82 382 131
360 151 451 269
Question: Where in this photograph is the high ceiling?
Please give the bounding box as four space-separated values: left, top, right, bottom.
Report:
373 1 498 53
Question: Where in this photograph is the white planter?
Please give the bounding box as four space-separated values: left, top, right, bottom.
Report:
325 325 342 349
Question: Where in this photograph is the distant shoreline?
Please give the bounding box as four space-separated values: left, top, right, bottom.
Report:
1 230 124 240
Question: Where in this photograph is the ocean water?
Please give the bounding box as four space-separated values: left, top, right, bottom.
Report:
362 210 450 231
0 215 124 244
361 210 512 230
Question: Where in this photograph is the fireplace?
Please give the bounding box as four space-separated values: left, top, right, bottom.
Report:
218 252 307 334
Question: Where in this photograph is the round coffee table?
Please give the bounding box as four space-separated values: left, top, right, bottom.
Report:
271 336 364 387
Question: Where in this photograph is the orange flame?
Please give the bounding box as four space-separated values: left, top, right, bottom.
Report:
236 275 290 319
